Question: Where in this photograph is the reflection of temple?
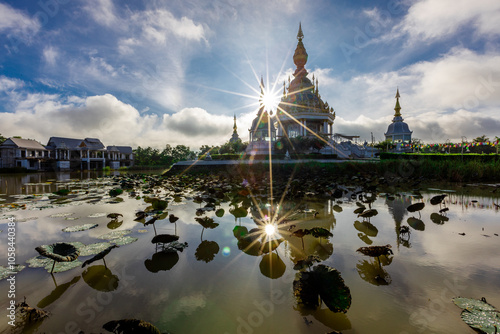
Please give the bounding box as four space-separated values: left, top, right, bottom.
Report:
246 77 277 155
276 24 335 142
385 195 412 248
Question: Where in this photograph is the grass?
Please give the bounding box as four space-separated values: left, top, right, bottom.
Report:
165 159 500 183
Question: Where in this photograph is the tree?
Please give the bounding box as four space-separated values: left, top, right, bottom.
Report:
473 135 489 143
218 139 247 154
199 145 218 155
0 133 6 144
374 139 394 152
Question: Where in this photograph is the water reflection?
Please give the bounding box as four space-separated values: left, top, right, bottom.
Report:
82 265 119 292
356 255 393 286
144 251 179 272
37 275 80 308
259 252 286 279
195 240 219 263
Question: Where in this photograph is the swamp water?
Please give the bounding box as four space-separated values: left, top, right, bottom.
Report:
0 171 499 333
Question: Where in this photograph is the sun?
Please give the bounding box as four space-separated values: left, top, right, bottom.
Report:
260 88 281 112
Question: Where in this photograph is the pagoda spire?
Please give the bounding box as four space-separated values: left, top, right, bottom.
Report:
394 87 402 117
233 114 237 132
293 23 308 75
258 76 265 115
297 22 304 41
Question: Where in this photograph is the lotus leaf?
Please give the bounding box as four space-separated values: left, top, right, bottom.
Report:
453 297 500 334
0 264 25 280
97 230 132 240
80 242 113 256
62 223 98 232
88 213 107 218
108 188 123 197
53 189 70 196
260 238 284 254
49 212 75 218
113 236 138 246
107 219 123 229
294 264 351 313
35 243 80 262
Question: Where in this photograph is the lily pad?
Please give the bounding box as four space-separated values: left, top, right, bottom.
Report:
112 236 138 246
453 297 500 334
97 230 132 240
47 260 82 273
62 223 98 232
195 240 220 263
49 212 75 218
80 242 113 256
88 213 107 218
0 264 25 280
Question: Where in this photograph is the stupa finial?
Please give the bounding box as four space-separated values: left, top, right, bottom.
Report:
394 87 402 117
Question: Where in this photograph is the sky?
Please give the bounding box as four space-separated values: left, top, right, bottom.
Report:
0 0 499 150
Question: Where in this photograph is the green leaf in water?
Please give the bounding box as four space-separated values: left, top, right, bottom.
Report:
215 208 225 217
62 223 98 232
80 242 113 256
97 230 132 240
0 264 25 280
112 236 138 246
453 297 500 334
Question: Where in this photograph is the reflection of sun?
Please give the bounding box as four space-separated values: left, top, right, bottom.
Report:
264 224 276 236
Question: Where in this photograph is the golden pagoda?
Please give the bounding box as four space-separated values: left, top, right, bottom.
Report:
276 23 336 139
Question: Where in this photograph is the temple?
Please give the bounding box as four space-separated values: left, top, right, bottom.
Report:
246 76 277 155
276 23 335 142
229 115 240 143
384 88 412 146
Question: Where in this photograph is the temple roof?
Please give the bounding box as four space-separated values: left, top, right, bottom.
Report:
385 89 412 136
278 24 335 117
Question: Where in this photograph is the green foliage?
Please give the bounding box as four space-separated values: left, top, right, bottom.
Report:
0 133 6 145
218 139 247 154
473 135 489 143
275 135 328 154
109 188 123 197
133 144 196 166
374 139 395 151
453 297 500 334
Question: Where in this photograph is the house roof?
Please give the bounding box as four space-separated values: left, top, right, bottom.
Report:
115 146 133 154
106 145 120 152
47 137 85 150
0 138 47 150
46 137 105 150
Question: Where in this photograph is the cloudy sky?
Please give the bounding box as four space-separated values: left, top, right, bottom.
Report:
1 0 499 150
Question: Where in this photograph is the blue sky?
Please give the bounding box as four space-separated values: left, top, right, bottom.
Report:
1 0 499 150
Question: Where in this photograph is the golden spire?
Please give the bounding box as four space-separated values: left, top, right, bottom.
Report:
258 76 265 115
283 81 286 96
297 22 304 41
233 114 237 132
394 87 401 117
293 23 308 74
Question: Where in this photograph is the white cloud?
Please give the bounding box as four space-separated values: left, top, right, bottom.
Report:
42 46 59 65
0 93 241 150
0 2 40 40
0 76 24 91
83 0 119 28
395 0 500 42
308 47 500 143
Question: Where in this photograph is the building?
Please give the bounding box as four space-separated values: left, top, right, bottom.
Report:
229 115 241 143
246 77 277 155
384 89 412 146
0 138 49 170
42 137 134 171
106 146 134 168
276 24 335 141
